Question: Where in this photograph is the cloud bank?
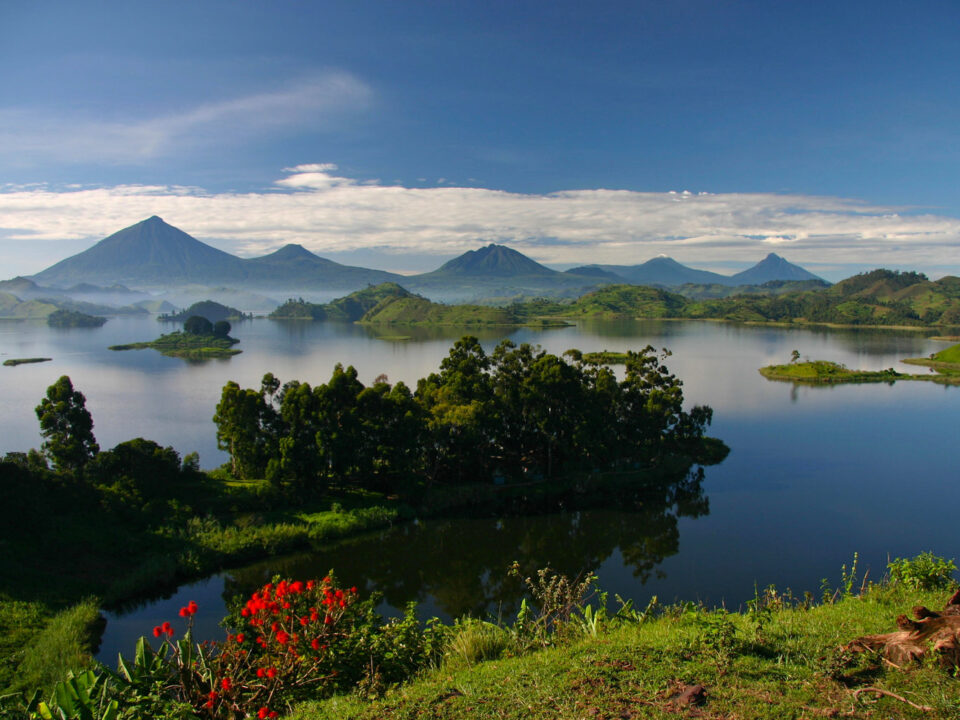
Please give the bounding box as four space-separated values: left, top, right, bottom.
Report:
2 165 959 275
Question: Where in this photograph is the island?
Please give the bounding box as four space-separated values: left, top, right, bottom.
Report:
46 308 107 328
3 357 53 367
759 357 960 385
110 315 241 359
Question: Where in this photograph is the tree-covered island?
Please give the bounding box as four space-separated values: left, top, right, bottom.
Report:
110 315 241 359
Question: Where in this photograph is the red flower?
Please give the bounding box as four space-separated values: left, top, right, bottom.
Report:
276 630 290 645
187 600 198 614
178 607 189 617
236 633 245 643
152 626 162 638
256 668 265 678
258 708 269 719
161 621 173 636
266 667 278 679
221 678 232 691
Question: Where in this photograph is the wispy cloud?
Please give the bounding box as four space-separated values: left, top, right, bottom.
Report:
2 165 960 275
0 72 372 164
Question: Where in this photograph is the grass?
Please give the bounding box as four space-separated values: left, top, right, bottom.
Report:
759 360 960 385
291 585 960 720
3 357 52 366
903 342 960 375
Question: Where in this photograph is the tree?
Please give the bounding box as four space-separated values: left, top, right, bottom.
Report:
35 375 99 474
790 349 800 364
213 320 232 338
184 315 213 335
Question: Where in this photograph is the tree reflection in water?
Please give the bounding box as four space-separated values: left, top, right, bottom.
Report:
224 464 711 621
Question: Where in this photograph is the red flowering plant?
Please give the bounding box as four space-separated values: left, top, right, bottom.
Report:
87 574 445 719
220 572 447 704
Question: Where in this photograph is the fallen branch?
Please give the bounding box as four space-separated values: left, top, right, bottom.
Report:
850 686 933 713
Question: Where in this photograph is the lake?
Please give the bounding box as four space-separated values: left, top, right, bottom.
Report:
1 315 956 662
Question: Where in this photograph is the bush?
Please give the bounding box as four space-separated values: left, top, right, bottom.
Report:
446 619 512 665
887 552 957 591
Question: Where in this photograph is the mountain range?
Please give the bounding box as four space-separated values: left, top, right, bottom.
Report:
23 216 825 301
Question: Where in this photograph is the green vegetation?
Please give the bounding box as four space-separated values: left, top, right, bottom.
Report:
3 357 52 367
271 284 570 327
212 338 720 489
271 270 960 330
289 582 959 720
110 331 240 359
11 555 958 719
903 341 960 374
574 350 631 364
110 318 240 359
758 360 960 385
46 309 107 328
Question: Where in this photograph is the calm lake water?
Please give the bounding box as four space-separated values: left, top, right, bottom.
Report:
1 315 956 662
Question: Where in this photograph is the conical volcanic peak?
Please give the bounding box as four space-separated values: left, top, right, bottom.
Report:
730 253 824 285
32 216 244 286
431 244 557 277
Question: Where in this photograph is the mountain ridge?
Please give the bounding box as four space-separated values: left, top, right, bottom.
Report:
24 216 827 299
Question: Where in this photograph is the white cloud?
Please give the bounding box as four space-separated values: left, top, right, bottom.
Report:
2 165 960 276
0 73 372 164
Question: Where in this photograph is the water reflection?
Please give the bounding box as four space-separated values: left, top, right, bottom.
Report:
222 467 709 622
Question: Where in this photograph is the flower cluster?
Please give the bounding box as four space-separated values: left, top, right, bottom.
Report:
151 621 174 638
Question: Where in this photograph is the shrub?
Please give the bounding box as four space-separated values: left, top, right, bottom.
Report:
446 619 512 665
888 552 957 591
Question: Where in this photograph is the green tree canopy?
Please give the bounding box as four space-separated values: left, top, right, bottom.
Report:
34 375 99 474
184 315 214 335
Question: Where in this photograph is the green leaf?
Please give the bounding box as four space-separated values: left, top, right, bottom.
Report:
36 701 55 720
100 700 119 720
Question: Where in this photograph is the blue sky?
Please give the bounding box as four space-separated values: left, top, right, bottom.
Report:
2 0 959 280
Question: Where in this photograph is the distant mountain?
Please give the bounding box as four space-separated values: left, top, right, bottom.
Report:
33 216 246 286
30 217 402 290
243 243 401 287
588 257 729 287
564 266 629 282
421 244 558 278
729 253 824 285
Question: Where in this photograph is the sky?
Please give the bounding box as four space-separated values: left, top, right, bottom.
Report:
1 0 959 281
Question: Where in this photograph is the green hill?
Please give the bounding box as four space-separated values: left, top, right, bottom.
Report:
271 283 416 321
160 300 249 323
545 284 689 319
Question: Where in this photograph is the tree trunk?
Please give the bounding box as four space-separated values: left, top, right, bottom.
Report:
845 588 960 668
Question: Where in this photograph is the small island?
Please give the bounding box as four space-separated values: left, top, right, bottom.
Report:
46 309 107 328
110 315 241 360
3 357 53 367
760 353 960 386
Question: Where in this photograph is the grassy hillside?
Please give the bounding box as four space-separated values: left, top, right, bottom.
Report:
293 583 959 720
271 283 416 321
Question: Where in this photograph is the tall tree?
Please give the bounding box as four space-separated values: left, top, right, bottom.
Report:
35 375 99 474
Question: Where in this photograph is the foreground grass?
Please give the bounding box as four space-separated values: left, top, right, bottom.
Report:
294 586 959 720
